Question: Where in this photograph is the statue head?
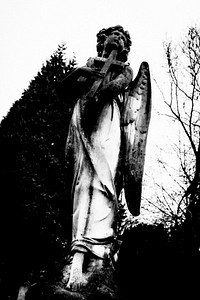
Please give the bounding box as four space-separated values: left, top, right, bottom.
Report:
96 25 132 62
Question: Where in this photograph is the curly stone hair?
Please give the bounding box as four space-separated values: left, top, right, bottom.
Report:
96 25 132 62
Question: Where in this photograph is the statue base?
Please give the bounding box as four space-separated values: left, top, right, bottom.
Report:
23 265 119 300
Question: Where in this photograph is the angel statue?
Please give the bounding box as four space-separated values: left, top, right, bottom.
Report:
57 25 151 291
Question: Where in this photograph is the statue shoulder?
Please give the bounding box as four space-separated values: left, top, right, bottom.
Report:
124 63 133 72
86 57 95 68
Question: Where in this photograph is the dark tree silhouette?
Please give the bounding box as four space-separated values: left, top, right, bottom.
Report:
164 27 200 248
0 44 76 298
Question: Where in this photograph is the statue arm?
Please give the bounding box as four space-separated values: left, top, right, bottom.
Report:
56 64 103 101
97 66 133 98
62 65 103 83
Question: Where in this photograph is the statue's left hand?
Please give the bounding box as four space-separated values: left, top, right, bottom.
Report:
77 66 104 80
89 69 105 79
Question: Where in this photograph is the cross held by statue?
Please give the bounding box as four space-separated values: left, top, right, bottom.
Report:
86 49 126 98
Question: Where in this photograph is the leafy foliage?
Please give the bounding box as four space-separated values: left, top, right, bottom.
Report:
118 222 199 299
0 44 76 294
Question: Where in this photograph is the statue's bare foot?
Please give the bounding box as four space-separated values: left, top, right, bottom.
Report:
66 268 88 291
63 252 88 292
63 251 105 292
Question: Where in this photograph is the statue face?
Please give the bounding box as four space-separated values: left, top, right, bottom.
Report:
103 30 127 54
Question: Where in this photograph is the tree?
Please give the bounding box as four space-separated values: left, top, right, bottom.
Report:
140 27 200 234
164 27 200 218
0 43 76 297
145 26 200 260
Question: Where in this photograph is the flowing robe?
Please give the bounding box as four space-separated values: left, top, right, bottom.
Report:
65 59 133 258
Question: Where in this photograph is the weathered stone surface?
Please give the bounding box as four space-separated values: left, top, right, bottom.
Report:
24 265 119 300
58 24 151 292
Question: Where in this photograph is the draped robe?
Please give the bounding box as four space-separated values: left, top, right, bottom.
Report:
65 59 133 259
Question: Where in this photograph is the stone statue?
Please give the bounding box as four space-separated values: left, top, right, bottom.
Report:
57 25 151 291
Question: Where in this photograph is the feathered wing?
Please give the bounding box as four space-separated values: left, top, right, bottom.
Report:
122 61 152 216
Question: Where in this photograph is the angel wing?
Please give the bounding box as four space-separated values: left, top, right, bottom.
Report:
122 61 151 216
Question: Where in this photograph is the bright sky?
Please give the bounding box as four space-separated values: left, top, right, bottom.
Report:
0 0 200 120
1 0 200 221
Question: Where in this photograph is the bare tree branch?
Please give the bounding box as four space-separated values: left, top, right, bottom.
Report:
148 26 200 223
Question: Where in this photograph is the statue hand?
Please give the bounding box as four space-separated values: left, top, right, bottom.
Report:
90 69 105 79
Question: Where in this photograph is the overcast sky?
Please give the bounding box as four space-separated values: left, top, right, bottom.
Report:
1 0 200 220
0 0 200 120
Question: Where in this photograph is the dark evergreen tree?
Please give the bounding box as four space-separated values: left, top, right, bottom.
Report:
0 44 76 297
